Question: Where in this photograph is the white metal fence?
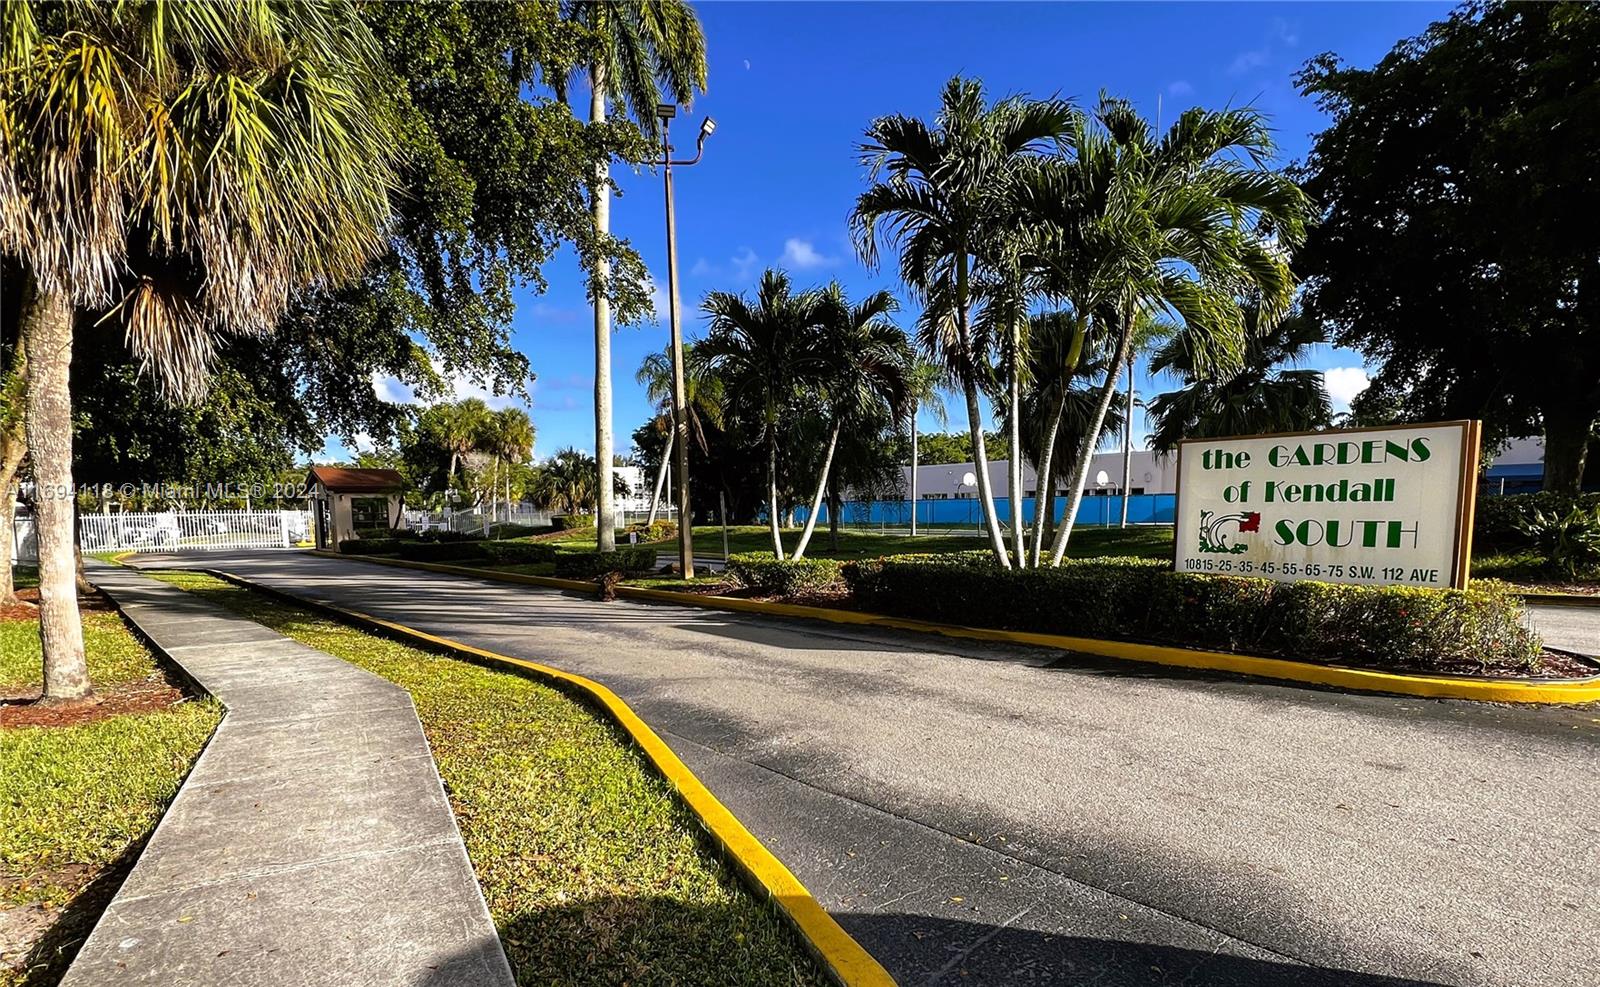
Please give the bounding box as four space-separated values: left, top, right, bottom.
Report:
77 510 313 553
10 516 35 563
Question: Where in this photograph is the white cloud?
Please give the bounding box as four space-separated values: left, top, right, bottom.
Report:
743 58 751 70
689 257 715 278
1322 367 1371 410
371 373 413 405
780 237 832 270
731 246 759 279
1168 80 1194 97
1228 49 1269 75
648 277 669 319
690 246 761 281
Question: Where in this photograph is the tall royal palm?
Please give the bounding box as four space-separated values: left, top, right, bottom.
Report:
487 407 536 518
0 0 395 698
698 270 828 559
1147 307 1332 452
792 286 912 559
852 77 1075 567
636 343 723 524
563 0 706 552
1021 97 1312 563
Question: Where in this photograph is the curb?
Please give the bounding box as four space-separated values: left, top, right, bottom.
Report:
315 550 1600 706
198 565 896 987
1519 592 1600 609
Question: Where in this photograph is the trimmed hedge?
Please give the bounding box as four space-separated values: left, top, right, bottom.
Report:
339 537 403 556
398 541 491 563
552 514 597 532
843 554 1542 672
354 527 418 540
553 545 656 578
417 529 485 544
487 522 555 540
626 519 678 542
478 541 557 565
1475 492 1600 553
727 553 844 595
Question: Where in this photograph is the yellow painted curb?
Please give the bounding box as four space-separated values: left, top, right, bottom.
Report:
320 550 1600 706
204 566 896 987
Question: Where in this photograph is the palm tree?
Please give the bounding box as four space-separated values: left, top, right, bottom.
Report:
563 0 706 553
0 1 396 698
1019 97 1312 564
1117 313 1178 526
531 447 596 514
698 270 829 559
852 76 1076 568
792 286 912 559
486 407 536 519
635 343 724 524
1147 307 1332 451
905 360 949 537
425 399 492 496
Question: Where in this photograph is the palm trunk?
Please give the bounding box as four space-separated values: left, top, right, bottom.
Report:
646 429 673 524
1050 309 1137 565
1119 355 1134 527
21 276 88 699
792 421 840 559
766 435 785 559
956 255 1011 566
1 332 27 605
590 61 617 552
1008 319 1025 567
909 415 919 538
1028 389 1069 566
828 474 841 552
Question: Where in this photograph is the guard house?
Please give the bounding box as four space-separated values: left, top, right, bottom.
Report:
303 466 407 550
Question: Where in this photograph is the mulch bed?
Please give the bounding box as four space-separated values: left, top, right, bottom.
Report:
0 675 189 729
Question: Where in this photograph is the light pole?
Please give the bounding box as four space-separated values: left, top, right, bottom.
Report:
655 104 715 578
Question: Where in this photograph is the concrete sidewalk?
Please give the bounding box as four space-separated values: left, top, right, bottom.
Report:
136 551 1599 987
63 563 512 987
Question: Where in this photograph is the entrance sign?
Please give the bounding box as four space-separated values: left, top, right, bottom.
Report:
1174 421 1481 589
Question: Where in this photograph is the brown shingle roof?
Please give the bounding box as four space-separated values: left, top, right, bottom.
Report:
304 466 406 494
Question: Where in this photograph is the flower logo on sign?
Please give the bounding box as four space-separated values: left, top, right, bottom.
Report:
1197 510 1260 554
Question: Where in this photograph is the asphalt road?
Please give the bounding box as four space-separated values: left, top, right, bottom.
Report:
125 552 1599 987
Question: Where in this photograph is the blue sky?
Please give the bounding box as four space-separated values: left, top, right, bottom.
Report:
343 1 1456 462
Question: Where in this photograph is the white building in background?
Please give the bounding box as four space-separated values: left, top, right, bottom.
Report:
902 450 1177 501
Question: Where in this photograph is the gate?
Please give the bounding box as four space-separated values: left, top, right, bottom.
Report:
77 510 313 553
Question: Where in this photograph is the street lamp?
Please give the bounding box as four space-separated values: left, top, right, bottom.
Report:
655 104 715 578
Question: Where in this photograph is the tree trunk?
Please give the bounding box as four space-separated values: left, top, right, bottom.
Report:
909 415 918 538
792 421 840 559
0 332 26 605
590 61 617 552
1541 399 1595 495
1028 389 1069 566
828 474 841 553
646 429 673 524
953 253 1010 566
1008 318 1025 567
1120 355 1134 527
766 436 785 559
21 277 88 699
1050 309 1137 565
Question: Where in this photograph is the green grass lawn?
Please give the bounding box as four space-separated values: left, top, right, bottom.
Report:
1 610 219 987
145 571 821 986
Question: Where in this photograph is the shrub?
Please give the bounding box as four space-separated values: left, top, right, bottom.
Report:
417 529 486 544
353 527 417 540
727 553 845 595
625 519 678 542
488 522 554 540
1474 491 1600 552
1512 502 1600 577
398 541 490 563
849 555 1542 672
553 545 657 578
339 537 402 556
478 541 557 565
552 514 596 532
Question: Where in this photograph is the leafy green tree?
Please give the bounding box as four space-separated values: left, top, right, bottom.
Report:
697 270 830 558
484 407 537 516
563 0 708 552
0 0 397 698
1295 2 1600 492
420 399 493 495
792 286 912 559
853 76 1075 567
1147 308 1332 452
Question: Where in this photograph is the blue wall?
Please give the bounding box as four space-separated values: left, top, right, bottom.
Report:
795 494 1176 527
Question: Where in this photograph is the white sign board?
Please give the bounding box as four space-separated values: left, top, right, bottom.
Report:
1174 421 1480 589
